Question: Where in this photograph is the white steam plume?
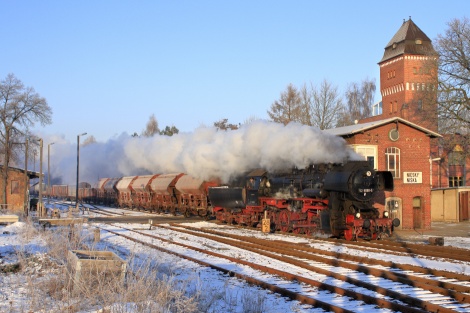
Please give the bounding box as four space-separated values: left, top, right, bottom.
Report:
48 121 362 185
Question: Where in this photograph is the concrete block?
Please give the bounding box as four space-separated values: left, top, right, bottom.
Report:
429 236 444 246
67 250 127 295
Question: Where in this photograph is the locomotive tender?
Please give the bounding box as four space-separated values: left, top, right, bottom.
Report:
48 160 400 240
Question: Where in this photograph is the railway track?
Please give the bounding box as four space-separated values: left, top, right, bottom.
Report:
98 224 357 313
316 237 470 263
96 222 470 313
167 223 470 311
174 223 470 282
47 201 135 217
53 202 470 265
203 217 470 262
50 202 469 260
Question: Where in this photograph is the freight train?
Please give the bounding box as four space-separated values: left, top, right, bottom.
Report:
46 160 400 240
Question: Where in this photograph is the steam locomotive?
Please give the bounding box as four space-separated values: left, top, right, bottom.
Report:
46 160 399 240
209 160 399 240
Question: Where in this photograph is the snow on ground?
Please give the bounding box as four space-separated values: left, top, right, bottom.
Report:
1 216 469 313
0 221 327 313
175 221 470 276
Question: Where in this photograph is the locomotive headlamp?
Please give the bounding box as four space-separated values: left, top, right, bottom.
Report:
355 212 361 219
384 211 390 218
366 171 371 176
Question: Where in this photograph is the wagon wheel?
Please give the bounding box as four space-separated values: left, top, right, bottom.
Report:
183 208 191 218
200 208 212 220
293 227 302 234
278 210 290 233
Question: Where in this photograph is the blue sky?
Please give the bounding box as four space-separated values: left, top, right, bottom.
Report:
1 1 468 143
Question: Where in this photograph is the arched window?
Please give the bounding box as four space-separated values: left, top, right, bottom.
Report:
386 147 400 178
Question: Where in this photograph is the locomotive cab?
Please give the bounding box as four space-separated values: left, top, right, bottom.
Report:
246 177 259 205
245 169 270 205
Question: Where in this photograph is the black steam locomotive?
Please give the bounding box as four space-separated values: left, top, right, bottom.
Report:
208 160 400 240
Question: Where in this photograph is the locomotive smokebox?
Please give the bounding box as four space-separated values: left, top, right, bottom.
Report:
208 187 246 209
323 161 385 202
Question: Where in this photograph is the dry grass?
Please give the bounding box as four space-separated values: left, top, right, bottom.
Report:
2 219 271 313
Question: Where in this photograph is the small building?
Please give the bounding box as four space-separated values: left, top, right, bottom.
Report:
431 187 470 222
326 117 441 229
0 166 39 213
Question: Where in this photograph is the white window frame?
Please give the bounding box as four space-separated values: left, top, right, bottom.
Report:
350 145 378 170
386 147 401 178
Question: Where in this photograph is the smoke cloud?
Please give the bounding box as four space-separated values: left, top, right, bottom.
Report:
46 121 361 185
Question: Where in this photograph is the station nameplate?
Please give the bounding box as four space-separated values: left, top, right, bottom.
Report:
403 172 422 184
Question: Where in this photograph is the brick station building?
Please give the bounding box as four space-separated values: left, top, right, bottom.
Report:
326 117 440 230
327 18 443 230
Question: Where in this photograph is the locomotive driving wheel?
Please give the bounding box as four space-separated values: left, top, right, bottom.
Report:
343 227 354 241
278 210 290 232
293 227 303 234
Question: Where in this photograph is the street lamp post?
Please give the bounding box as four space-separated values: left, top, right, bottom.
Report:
76 133 87 210
38 138 44 217
24 139 29 216
47 142 55 205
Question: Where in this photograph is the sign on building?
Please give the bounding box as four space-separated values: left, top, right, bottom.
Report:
403 172 422 184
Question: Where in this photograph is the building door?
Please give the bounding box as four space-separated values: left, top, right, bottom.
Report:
413 197 422 229
386 198 402 230
459 191 469 221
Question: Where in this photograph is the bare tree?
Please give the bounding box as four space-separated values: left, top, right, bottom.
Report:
0 73 52 204
214 118 239 131
310 79 343 130
434 17 470 134
142 114 160 137
298 84 313 126
268 81 343 129
338 78 376 126
267 84 303 125
427 17 470 184
242 115 261 125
